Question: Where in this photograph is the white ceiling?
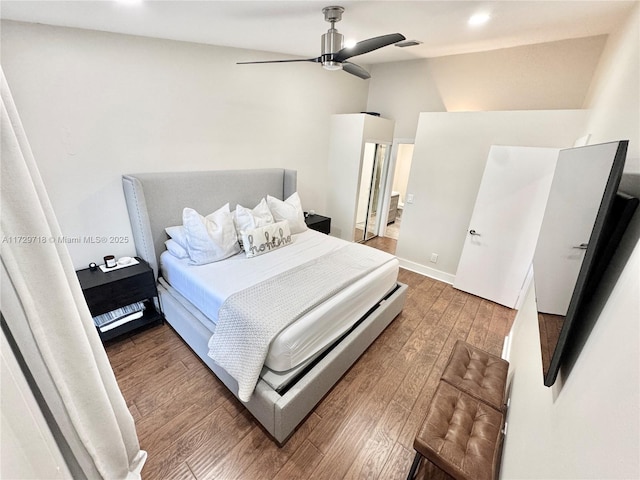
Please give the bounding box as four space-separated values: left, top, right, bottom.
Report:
1 1 636 64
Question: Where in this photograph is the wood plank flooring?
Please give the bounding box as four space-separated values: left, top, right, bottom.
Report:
105 237 515 479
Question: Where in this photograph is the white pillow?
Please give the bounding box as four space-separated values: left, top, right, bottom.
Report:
234 198 275 233
266 192 308 234
165 225 188 250
242 220 292 258
165 239 188 259
182 204 240 265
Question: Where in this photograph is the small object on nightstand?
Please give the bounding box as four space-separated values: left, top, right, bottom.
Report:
76 257 164 342
304 213 331 234
117 256 133 266
89 262 98 271
103 255 117 268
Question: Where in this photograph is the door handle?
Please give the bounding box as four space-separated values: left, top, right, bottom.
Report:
469 229 481 236
572 243 588 250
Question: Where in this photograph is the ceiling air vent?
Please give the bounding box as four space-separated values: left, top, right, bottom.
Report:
395 40 422 48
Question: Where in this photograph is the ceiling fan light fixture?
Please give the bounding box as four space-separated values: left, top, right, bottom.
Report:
322 61 343 71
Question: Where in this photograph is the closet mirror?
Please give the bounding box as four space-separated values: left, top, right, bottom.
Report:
354 143 388 242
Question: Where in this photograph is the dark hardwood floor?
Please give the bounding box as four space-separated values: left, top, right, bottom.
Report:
105 236 515 479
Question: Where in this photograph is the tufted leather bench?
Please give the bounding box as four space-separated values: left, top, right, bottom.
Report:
407 340 509 480
440 340 509 412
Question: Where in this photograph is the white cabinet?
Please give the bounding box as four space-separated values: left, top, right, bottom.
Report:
326 114 395 241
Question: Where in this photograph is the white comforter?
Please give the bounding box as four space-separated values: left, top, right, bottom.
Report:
161 229 357 323
207 242 395 402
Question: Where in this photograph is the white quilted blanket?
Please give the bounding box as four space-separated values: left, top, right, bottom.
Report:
207 242 394 401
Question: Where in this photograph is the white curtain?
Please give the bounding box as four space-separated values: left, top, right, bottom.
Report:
1 69 146 478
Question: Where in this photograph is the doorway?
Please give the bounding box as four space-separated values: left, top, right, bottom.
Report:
386 142 414 239
362 140 414 255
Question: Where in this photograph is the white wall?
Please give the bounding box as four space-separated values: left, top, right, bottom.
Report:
584 5 640 172
396 110 588 282
501 4 640 478
368 36 607 138
502 238 639 478
0 20 369 269
366 59 446 139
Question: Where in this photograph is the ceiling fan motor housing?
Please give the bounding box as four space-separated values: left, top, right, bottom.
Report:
321 6 345 69
321 29 344 69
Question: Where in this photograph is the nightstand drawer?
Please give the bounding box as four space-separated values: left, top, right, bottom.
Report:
83 270 156 316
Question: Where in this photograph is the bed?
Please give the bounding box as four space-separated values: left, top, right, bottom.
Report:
122 168 407 444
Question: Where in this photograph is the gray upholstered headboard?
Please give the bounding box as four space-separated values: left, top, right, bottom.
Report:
122 168 297 277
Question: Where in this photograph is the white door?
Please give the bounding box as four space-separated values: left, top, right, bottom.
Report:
453 146 559 308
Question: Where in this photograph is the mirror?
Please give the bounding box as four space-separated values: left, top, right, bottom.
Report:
354 143 388 242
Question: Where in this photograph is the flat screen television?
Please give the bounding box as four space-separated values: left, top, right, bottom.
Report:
532 140 637 387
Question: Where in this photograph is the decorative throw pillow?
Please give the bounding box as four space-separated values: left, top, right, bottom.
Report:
164 239 188 259
266 192 308 234
242 220 292 258
165 225 188 250
182 204 240 265
234 198 275 233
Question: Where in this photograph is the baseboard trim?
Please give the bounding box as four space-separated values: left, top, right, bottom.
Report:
397 258 456 285
502 334 512 361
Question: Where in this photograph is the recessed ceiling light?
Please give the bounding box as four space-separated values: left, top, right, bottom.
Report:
115 0 142 5
468 13 491 26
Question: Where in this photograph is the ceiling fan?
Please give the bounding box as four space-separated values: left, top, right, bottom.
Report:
237 6 406 80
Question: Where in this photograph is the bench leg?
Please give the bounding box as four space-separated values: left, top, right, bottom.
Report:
407 451 422 480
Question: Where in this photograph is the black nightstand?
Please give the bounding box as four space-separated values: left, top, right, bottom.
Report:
305 213 331 234
76 258 164 342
